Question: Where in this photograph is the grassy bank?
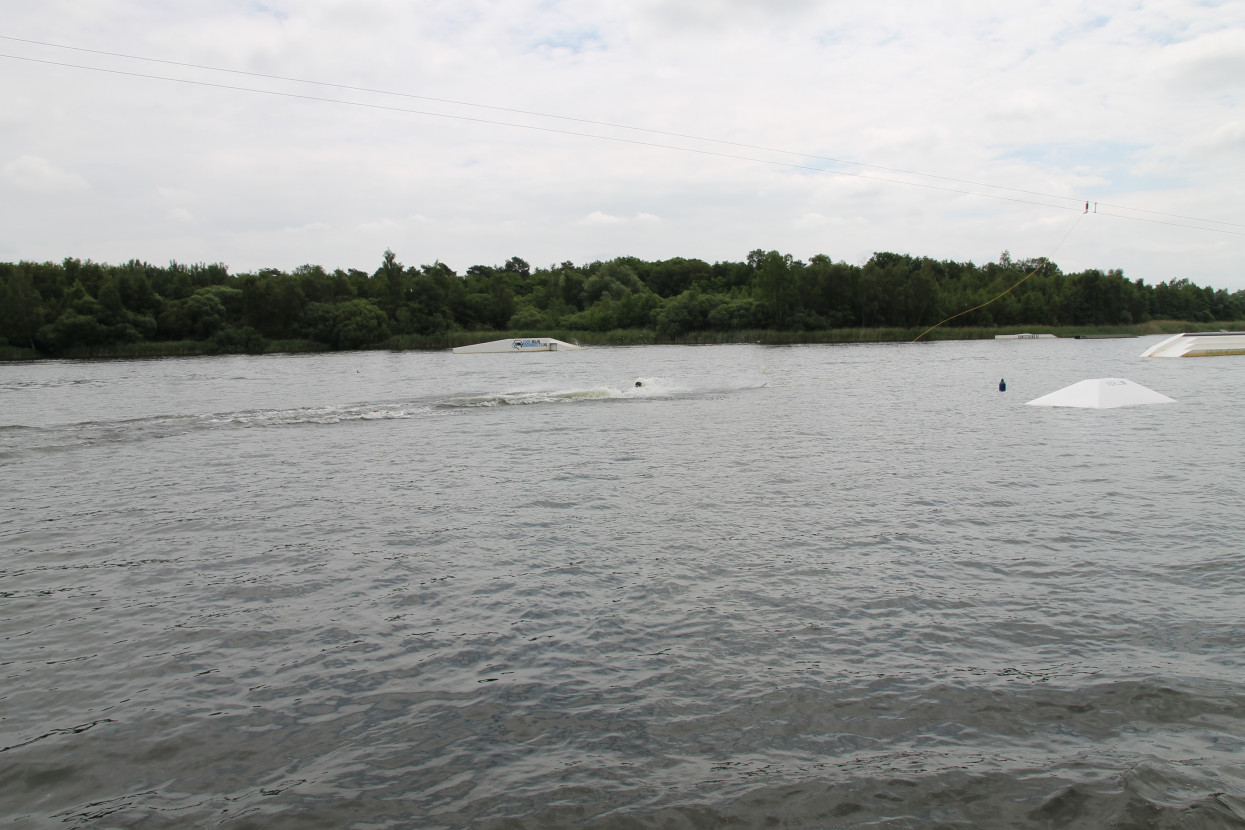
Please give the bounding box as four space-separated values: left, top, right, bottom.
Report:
0 345 41 361
0 339 330 361
1 320 1233 362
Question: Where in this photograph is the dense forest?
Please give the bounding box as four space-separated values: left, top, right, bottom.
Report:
2 249 1243 356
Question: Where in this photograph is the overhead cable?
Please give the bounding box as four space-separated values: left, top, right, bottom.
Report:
2 43 1242 237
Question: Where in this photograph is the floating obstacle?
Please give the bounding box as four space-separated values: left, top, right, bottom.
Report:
1140 332 1245 358
453 337 585 354
1026 378 1176 409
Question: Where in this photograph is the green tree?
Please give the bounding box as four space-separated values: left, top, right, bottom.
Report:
708 296 764 330
507 302 548 330
645 257 709 297
159 290 228 340
655 290 722 336
503 256 531 278
0 267 45 348
332 299 390 348
37 311 107 352
377 249 405 315
904 262 940 327
241 270 307 338
804 255 857 326
117 263 161 316
753 251 796 328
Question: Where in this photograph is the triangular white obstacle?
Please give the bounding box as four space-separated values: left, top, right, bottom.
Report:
1025 378 1175 409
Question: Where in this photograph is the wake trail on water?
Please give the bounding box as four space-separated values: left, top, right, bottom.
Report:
0 404 431 456
442 375 766 407
0 375 769 456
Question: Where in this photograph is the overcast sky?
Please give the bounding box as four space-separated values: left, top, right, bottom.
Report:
2 0 1243 290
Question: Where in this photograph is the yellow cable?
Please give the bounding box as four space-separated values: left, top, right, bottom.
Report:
911 212 1085 343
768 213 1086 388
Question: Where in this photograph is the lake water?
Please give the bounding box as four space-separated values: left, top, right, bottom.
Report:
2 338 1244 829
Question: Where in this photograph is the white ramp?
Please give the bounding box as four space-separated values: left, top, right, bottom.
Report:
453 337 585 354
1026 378 1175 409
1140 332 1245 358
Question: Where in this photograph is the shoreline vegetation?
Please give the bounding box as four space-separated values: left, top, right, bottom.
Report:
2 249 1242 362
0 321 1230 362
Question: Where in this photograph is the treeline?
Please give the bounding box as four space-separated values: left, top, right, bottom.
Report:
2 249 1243 355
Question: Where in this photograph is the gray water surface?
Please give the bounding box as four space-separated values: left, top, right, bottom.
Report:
2 339 1243 828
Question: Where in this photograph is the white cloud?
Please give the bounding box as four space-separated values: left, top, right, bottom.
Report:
1154 29 1245 92
578 211 661 227
2 155 90 193
793 212 831 229
1200 121 1245 156
580 211 626 226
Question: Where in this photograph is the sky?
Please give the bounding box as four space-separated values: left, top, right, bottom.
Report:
2 0 1244 290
